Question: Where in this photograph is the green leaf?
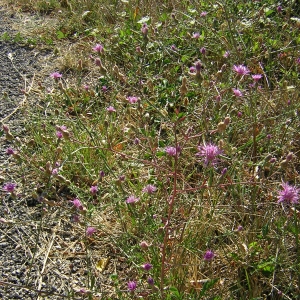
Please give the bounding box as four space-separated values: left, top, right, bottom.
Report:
13 32 23 43
169 286 182 299
257 260 275 276
1 31 10 41
199 278 219 297
56 30 65 39
265 8 274 17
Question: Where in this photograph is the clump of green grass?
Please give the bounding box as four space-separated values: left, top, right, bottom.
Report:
2 0 300 299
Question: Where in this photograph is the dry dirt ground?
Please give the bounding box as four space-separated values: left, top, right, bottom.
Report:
0 4 124 299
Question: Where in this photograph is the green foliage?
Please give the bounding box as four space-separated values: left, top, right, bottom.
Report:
4 0 300 298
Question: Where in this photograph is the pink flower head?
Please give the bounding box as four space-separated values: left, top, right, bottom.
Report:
171 44 177 51
165 146 177 157
142 263 153 271
95 58 102 67
223 51 230 58
142 184 157 194
126 195 139 204
90 185 98 194
196 143 223 166
3 182 16 192
141 23 148 35
106 106 116 112
147 277 154 285
252 74 263 82
52 168 58 176
6 147 15 155
127 96 139 104
102 86 108 92
277 182 299 204
203 250 215 261
192 32 200 39
2 124 9 132
195 61 202 72
86 227 97 237
200 47 206 55
189 66 196 73
127 281 137 291
71 198 84 210
232 88 243 97
56 131 63 139
200 11 208 17
92 44 104 54
233 64 250 76
50 72 62 79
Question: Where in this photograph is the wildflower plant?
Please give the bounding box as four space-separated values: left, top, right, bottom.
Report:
6 0 300 299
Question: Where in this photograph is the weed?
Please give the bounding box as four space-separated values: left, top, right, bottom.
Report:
2 0 300 299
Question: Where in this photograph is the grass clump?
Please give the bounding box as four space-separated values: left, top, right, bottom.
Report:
2 0 300 299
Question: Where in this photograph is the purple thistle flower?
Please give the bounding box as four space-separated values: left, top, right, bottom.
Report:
2 124 9 132
142 263 153 271
221 168 227 175
102 85 108 92
192 32 200 39
196 143 223 166
99 170 105 178
86 227 97 237
106 106 116 112
71 198 84 210
296 57 300 65
233 88 243 97
195 61 202 72
223 51 230 58
127 96 139 104
252 74 263 82
200 47 206 55
50 72 62 79
147 277 154 285
200 11 207 17
95 58 102 66
203 250 215 261
233 64 250 76
142 184 157 194
165 146 177 157
92 44 104 54
56 131 63 139
90 185 98 194
119 175 125 182
189 66 196 73
141 23 148 35
277 182 299 204
237 225 243 231
126 195 139 204
171 44 177 51
127 281 137 291
6 147 15 155
3 182 16 192
52 168 58 176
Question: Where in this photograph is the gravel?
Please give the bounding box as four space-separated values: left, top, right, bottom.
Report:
0 6 121 299
0 5 79 300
